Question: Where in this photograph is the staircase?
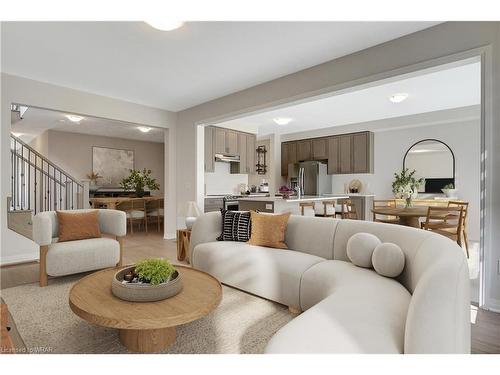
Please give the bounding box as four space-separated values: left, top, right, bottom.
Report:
8 134 86 239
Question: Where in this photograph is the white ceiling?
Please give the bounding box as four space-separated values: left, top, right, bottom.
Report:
218 60 481 135
1 21 440 111
11 108 165 143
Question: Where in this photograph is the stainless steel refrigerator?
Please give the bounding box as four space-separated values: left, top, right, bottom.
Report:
288 161 332 196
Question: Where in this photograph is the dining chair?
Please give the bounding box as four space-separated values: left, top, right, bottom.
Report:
116 199 147 234
299 202 315 217
372 199 399 224
448 201 470 256
146 198 164 232
314 200 336 217
421 206 467 257
335 199 357 220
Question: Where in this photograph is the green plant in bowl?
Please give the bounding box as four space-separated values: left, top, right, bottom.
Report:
134 258 176 285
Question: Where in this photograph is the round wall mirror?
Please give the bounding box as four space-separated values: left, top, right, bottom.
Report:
403 139 455 193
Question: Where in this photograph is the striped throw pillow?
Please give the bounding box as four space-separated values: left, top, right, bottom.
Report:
217 209 252 242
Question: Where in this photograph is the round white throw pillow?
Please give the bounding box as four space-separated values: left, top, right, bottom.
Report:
346 233 381 268
372 242 405 278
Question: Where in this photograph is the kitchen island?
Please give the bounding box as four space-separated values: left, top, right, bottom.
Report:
238 195 349 215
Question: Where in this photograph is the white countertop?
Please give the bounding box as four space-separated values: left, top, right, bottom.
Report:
325 193 376 197
238 195 349 203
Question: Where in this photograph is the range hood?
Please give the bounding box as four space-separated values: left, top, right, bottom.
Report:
215 153 240 163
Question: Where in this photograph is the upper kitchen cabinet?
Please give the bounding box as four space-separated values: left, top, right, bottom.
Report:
204 126 215 172
352 132 374 173
214 128 226 154
312 138 328 160
281 131 374 176
327 136 340 174
281 141 298 176
339 135 352 174
296 140 312 161
226 130 238 155
246 134 256 174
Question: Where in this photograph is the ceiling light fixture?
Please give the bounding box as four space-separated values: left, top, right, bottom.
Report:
389 93 409 103
273 117 293 126
137 126 152 133
145 20 184 31
66 114 84 123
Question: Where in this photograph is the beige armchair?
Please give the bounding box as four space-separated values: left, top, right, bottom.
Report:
32 209 127 287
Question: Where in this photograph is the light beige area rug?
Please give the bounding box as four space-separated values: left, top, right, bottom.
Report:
0 276 293 354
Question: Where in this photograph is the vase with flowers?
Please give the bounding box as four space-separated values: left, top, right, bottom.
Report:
278 185 294 199
392 168 424 208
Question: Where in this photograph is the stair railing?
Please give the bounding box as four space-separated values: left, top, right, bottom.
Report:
10 134 85 214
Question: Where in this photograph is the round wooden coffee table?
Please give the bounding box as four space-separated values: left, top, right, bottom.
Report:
69 265 222 353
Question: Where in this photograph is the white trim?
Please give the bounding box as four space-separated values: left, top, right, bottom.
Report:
1 253 38 266
485 299 500 313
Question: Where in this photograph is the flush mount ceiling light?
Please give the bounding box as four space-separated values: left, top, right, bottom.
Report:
66 114 84 123
273 117 293 126
145 20 184 31
137 126 152 133
389 93 409 103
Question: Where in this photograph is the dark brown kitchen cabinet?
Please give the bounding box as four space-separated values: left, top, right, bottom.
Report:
281 142 290 176
297 140 312 161
339 135 352 173
353 132 373 173
312 138 328 160
288 142 297 164
204 127 215 172
327 136 340 174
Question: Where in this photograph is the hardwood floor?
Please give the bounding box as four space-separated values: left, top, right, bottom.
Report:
0 231 499 354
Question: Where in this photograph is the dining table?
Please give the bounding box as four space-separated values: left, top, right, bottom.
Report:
371 206 431 228
89 196 162 209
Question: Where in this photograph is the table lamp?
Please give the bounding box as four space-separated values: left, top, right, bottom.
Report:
185 201 201 230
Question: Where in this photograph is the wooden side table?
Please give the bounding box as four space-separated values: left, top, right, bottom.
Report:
176 229 191 263
1 304 15 354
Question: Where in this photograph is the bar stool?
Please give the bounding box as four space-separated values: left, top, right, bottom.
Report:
314 200 336 217
299 202 315 217
335 199 358 220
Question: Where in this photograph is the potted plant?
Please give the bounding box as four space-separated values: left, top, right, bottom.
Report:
111 258 182 302
392 168 424 208
120 168 160 197
86 171 102 189
441 183 458 198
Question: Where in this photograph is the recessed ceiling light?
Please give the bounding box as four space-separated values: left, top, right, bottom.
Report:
66 114 84 123
137 126 152 133
389 93 409 103
145 20 184 31
273 117 293 126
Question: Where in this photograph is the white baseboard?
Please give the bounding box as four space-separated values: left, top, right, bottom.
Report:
1 253 38 266
164 232 176 240
486 298 500 313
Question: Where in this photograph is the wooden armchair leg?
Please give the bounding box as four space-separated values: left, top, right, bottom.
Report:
39 245 48 287
117 236 124 266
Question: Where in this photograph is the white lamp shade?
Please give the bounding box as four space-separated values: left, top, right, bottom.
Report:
185 201 201 218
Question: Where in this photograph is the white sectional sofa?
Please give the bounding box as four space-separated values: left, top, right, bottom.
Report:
190 212 470 354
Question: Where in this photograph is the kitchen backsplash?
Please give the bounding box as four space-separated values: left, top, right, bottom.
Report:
205 161 249 195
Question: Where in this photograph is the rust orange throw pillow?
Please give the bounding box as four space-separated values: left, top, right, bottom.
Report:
57 210 101 242
248 211 290 249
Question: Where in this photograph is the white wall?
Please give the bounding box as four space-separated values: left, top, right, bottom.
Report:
44 130 165 195
0 73 177 264
176 23 500 310
204 162 248 195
